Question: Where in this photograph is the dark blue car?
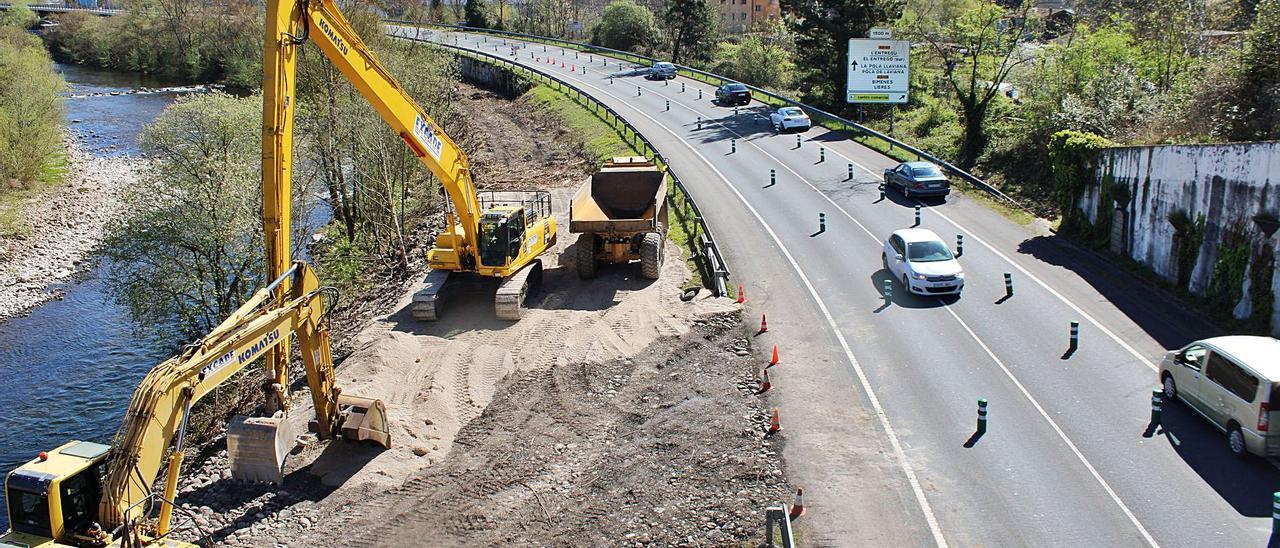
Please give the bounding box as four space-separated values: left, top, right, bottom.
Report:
883 161 951 198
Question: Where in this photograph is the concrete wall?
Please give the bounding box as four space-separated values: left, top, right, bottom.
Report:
1081 141 1280 335
458 56 531 97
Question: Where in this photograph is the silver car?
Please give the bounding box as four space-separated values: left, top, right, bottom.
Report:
882 228 964 295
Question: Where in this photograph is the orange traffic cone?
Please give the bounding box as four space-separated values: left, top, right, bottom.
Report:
758 314 769 334
767 408 782 434
788 488 806 519
767 345 780 368
736 284 746 304
756 369 772 394
561 61 565 68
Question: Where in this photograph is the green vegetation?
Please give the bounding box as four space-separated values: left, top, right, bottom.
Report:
708 33 794 91
465 0 490 28
0 27 66 236
0 0 39 29
100 93 315 339
1047 129 1111 232
783 0 901 110
591 0 662 53
42 0 262 89
524 86 635 162
664 0 718 64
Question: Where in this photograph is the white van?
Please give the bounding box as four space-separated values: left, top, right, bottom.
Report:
1159 336 1280 457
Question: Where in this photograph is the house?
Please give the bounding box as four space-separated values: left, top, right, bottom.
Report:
717 0 779 33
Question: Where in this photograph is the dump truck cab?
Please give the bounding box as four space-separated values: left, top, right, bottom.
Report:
3 441 111 547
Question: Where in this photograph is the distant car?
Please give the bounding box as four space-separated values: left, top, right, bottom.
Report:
646 62 677 80
883 161 951 198
882 228 964 296
1160 336 1280 458
769 107 811 133
715 83 751 106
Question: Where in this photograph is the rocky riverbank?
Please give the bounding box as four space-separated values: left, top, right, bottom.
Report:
0 136 145 322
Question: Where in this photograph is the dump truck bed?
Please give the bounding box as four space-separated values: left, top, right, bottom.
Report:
569 159 667 234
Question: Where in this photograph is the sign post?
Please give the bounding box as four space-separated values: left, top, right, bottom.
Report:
847 35 910 104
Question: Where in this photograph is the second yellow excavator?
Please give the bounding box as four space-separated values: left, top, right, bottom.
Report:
262 0 556 322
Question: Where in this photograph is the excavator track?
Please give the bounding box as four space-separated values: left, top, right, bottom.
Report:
494 259 542 320
411 269 452 321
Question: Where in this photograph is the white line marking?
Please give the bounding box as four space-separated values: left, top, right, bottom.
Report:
435 29 1174 546
939 303 1160 548
423 33 950 547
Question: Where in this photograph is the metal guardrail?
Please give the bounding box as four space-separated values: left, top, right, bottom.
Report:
764 506 796 548
388 21 1028 211
392 28 731 297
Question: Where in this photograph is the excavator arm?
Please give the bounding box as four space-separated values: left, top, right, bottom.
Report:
264 0 482 279
95 262 384 540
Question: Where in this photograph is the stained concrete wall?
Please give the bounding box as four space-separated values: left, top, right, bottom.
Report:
1081 141 1280 335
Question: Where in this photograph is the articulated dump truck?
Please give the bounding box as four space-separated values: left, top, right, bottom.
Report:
571 157 669 280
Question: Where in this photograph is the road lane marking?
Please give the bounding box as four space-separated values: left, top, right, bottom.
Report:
421 33 951 547
939 303 1160 547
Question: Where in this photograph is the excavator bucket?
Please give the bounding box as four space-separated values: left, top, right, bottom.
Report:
337 395 392 448
226 414 292 483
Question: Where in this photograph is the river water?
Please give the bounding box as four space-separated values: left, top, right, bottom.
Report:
0 64 190 528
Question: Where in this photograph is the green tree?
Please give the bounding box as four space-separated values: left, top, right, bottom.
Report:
0 0 39 29
710 35 794 90
782 0 903 109
297 4 460 272
465 0 491 28
0 28 64 188
909 0 1036 167
1230 0 1280 140
664 0 718 64
102 93 315 338
592 0 661 53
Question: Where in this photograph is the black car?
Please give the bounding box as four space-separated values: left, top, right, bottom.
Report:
883 161 951 198
715 83 751 106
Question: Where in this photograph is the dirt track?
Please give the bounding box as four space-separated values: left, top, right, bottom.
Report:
162 84 793 547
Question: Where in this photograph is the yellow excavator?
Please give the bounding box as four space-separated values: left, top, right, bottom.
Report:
2 0 553 545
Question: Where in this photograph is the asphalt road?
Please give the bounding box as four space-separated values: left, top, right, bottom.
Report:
390 25 1275 547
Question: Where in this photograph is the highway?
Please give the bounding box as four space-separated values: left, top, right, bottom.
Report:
390 25 1277 547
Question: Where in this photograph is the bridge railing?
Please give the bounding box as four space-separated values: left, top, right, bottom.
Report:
385 20 1027 211
393 28 732 297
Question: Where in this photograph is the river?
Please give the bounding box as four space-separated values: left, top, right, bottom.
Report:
0 64 208 529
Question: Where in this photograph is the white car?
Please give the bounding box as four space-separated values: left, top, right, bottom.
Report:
882 228 964 295
769 107 811 133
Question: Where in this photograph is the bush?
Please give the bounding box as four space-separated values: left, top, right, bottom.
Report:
0 28 65 189
590 0 661 53
0 1 39 29
1047 130 1111 228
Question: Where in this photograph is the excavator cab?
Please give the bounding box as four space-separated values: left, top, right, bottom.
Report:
3 441 114 547
478 207 527 268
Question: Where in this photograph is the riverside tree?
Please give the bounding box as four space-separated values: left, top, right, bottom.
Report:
0 28 64 190
102 93 316 339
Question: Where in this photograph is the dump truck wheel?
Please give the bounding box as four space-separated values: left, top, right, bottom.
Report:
577 234 598 279
640 231 663 280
